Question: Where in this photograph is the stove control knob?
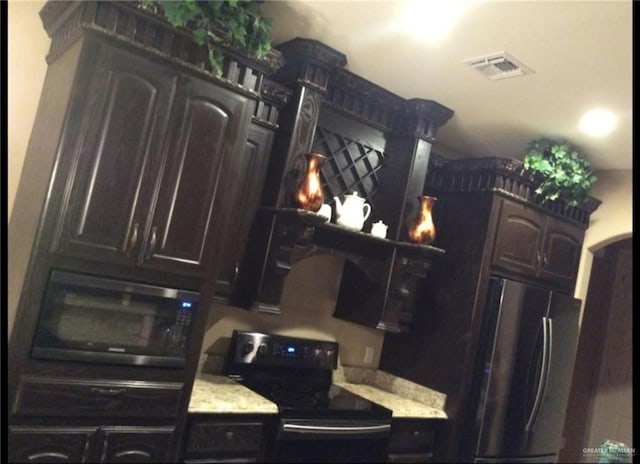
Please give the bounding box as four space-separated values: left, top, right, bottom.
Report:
241 341 254 356
257 343 268 357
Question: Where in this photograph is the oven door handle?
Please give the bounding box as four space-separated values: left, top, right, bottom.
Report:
281 423 391 436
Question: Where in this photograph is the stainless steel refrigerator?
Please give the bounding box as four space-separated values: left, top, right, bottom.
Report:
463 277 581 463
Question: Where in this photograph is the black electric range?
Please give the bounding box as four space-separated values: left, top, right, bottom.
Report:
224 330 392 463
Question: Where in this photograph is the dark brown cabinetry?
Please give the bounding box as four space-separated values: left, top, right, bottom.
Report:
231 39 454 332
8 3 286 463
380 156 600 461
9 375 182 464
214 124 276 298
182 415 269 463
12 376 183 418
387 418 443 463
491 197 584 289
51 40 252 279
9 425 175 463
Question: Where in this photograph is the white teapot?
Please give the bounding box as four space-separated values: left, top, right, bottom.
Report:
333 192 371 231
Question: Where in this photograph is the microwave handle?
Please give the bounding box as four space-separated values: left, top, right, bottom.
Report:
145 226 158 261
90 387 126 396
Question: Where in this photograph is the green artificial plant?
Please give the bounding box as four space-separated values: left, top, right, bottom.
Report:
140 0 273 75
522 138 597 206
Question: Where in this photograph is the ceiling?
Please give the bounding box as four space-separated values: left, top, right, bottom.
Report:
261 0 632 171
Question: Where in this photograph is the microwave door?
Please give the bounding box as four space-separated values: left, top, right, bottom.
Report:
32 270 197 367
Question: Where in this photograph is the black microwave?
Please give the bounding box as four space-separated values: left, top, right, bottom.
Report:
31 270 198 368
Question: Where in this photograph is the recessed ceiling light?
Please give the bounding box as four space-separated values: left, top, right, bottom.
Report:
399 0 480 43
579 109 617 137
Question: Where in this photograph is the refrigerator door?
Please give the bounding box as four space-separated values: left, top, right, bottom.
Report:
526 291 581 455
474 277 551 458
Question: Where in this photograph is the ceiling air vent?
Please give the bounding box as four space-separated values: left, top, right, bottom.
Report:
464 52 533 80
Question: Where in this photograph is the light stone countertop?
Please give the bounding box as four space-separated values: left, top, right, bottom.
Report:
192 355 447 419
335 381 447 419
188 373 278 414
334 365 448 419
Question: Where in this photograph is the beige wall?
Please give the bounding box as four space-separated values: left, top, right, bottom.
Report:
7 2 632 361
202 255 385 369
8 0 48 221
7 0 49 338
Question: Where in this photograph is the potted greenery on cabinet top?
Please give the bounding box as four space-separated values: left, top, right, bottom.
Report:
139 0 273 75
522 138 597 207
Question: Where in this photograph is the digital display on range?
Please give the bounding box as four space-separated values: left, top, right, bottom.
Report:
274 342 304 358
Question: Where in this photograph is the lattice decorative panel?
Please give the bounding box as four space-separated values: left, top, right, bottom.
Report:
312 126 386 204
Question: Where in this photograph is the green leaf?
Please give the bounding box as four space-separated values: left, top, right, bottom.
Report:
522 137 597 205
143 0 273 69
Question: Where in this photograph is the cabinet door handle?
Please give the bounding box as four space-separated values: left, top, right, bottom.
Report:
231 261 240 290
392 286 410 299
542 253 548 268
126 223 139 256
145 226 158 261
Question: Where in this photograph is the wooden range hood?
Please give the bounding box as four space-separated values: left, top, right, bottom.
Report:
231 38 454 333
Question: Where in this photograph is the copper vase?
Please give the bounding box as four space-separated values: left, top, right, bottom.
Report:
294 152 327 212
408 195 437 245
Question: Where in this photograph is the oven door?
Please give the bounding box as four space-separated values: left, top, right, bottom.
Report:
272 418 391 463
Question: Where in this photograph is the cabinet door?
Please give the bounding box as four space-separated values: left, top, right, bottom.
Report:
8 426 96 463
216 124 274 297
491 199 545 278
538 218 584 287
140 76 253 277
95 426 175 463
53 43 176 266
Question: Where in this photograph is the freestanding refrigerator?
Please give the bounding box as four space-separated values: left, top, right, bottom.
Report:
463 277 581 463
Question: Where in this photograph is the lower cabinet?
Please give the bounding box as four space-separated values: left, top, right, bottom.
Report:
182 415 269 463
8 425 175 463
387 418 443 463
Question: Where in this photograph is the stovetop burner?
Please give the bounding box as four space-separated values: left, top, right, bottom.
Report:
268 389 319 407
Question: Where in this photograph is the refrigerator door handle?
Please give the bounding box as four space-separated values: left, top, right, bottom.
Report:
541 318 553 399
525 316 548 432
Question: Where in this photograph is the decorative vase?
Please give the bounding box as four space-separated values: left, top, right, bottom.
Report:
408 195 437 245
294 152 327 212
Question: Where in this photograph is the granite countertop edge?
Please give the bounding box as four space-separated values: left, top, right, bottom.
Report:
188 373 278 414
334 365 448 419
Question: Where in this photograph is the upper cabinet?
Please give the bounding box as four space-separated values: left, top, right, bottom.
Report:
50 42 253 278
28 1 288 286
423 156 600 293
491 197 584 289
214 82 291 299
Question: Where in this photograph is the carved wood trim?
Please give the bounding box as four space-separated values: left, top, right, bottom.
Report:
39 1 284 96
426 155 601 226
324 70 454 137
252 79 292 129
